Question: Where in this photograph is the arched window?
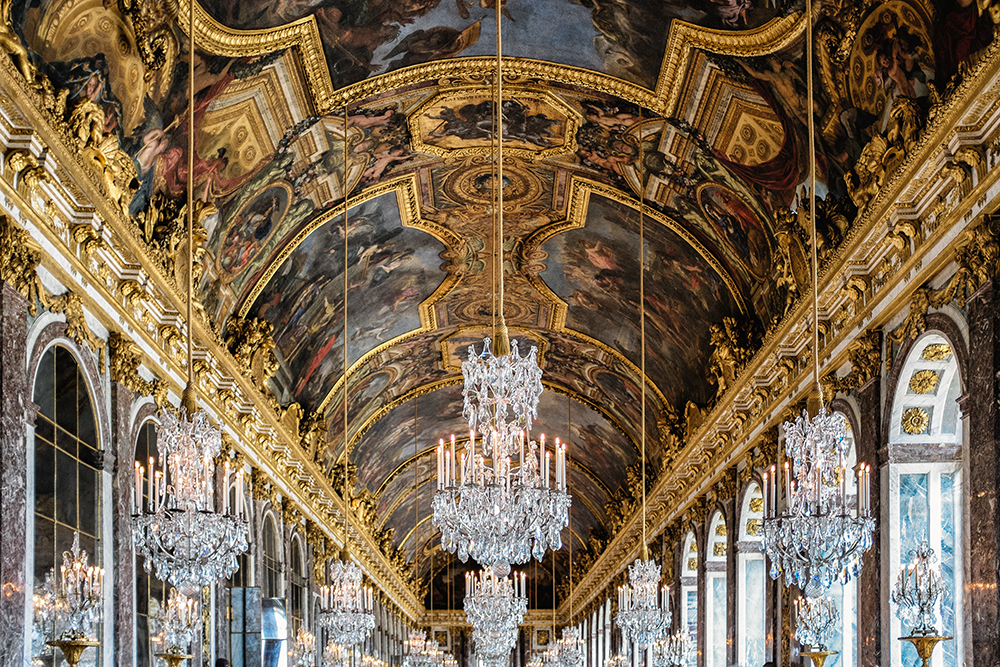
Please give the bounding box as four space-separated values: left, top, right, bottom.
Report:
887 333 964 667
135 421 167 667
262 514 282 599
705 512 727 667
32 345 102 665
680 531 698 648
737 483 765 667
228 473 252 588
289 537 307 635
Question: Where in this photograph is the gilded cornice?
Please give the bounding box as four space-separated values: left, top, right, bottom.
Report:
558 42 1000 618
0 65 423 622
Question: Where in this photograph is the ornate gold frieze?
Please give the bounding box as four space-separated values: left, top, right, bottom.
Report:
821 329 881 396
108 332 169 405
908 369 940 394
707 316 757 402
901 407 930 435
224 314 279 390
48 290 106 367
0 214 46 313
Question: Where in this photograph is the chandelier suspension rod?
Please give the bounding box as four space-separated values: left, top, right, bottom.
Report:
806 0 822 409
638 106 646 552
495 0 506 337
185 0 195 400
343 102 351 549
567 395 573 626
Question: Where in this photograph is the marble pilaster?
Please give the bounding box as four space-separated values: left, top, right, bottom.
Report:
110 381 135 667
0 282 29 667
964 280 999 667
855 375 882 667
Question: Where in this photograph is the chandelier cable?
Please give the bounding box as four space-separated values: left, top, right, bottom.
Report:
638 106 646 553
184 0 195 398
343 102 351 550
567 395 573 625
806 0 822 409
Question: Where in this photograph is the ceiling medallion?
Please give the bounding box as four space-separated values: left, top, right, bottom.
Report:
908 370 939 395
901 407 931 435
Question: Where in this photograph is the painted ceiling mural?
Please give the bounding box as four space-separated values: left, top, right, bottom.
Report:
6 0 991 600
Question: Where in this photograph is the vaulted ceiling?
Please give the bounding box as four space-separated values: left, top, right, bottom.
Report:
12 0 953 603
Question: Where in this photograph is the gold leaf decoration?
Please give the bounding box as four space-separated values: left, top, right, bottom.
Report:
901 407 930 435
687 558 698 572
715 524 727 536
713 542 727 557
749 497 764 513
908 369 940 394
746 519 762 536
921 343 953 361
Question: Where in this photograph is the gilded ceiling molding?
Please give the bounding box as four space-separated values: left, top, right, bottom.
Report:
0 214 46 313
559 47 1000 617
108 332 170 406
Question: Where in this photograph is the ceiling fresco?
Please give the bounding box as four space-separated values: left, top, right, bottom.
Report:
7 0 988 600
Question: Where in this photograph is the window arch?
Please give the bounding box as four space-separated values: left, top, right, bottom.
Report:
134 420 167 667
32 345 103 665
680 531 698 649
705 512 728 667
228 469 252 588
262 513 283 599
887 333 964 667
737 483 765 667
289 536 307 635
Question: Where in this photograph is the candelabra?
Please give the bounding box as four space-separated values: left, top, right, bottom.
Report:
133 407 249 597
464 570 528 656
317 555 376 646
794 595 839 667
652 630 694 667
892 542 951 667
604 653 628 667
761 408 876 595
323 642 350 667
434 337 571 578
36 532 104 667
616 549 671 648
153 589 199 667
361 654 386 667
288 629 317 667
555 627 585 667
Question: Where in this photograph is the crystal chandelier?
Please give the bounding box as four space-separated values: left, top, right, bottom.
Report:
761 409 875 594
604 653 628 667
431 0 570 580
464 570 527 657
556 627 585 667
616 549 672 648
323 642 350 667
35 531 104 642
652 630 694 667
132 0 248 601
318 556 375 645
794 595 839 651
289 629 317 667
133 407 249 597
154 589 199 655
891 541 945 636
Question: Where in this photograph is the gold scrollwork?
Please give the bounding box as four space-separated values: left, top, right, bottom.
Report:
108 332 170 406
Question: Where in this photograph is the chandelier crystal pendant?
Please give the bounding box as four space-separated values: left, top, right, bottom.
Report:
133 407 249 597
761 410 875 594
652 629 694 667
317 556 376 646
464 570 528 657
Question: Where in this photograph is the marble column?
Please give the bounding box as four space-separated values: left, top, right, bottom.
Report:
855 374 882 667
0 283 29 667
110 382 135 667
723 500 737 667
965 280 999 667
